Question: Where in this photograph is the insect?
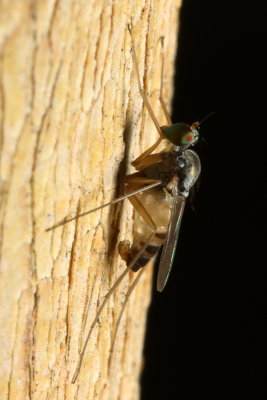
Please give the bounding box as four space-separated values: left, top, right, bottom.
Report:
47 25 212 383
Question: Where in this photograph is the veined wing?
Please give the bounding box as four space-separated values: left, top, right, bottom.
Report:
156 193 186 292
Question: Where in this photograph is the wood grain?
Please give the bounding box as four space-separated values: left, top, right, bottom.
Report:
0 0 181 399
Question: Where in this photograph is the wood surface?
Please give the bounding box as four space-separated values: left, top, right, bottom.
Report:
0 0 181 399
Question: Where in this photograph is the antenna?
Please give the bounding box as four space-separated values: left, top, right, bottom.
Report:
198 111 215 126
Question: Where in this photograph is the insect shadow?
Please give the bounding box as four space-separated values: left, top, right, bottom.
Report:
106 121 135 260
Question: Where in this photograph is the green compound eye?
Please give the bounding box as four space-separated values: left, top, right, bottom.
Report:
181 131 194 145
163 123 199 146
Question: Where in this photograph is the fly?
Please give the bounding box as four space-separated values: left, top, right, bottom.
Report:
46 25 212 383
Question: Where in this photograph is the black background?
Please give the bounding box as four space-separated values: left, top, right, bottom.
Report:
142 1 266 399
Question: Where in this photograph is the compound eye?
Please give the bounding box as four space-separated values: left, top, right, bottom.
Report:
181 128 199 145
181 132 194 145
163 123 199 146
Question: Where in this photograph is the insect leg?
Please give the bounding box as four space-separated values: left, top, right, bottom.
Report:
71 232 155 384
128 25 162 136
131 138 163 170
46 181 161 231
108 267 146 372
129 152 164 172
159 36 172 125
124 177 161 230
109 179 163 369
128 194 156 230
128 25 164 168
124 175 161 184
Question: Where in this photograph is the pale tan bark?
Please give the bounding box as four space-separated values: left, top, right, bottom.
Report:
0 1 181 399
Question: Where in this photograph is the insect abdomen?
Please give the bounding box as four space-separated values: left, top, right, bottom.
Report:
123 186 172 271
128 232 167 272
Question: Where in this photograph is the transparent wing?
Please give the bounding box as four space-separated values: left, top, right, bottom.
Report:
156 194 186 292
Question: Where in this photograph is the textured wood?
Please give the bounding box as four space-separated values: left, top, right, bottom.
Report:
0 0 181 399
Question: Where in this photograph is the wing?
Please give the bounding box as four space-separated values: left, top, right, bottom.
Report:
156 193 186 292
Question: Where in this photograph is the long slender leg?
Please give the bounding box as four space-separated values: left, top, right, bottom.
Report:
129 152 164 172
108 267 146 372
124 177 160 231
71 178 160 382
71 269 129 383
46 181 161 231
112 181 160 363
128 25 164 168
128 25 162 135
131 137 163 169
159 36 172 125
71 232 155 383
124 175 162 184
108 177 165 369
128 195 157 230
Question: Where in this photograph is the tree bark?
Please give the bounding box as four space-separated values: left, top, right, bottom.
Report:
0 0 181 399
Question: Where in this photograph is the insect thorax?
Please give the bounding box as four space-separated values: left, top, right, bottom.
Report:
125 149 201 272
141 149 201 198
176 149 201 197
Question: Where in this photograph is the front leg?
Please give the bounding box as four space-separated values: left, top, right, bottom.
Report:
128 25 168 169
123 176 160 230
118 176 159 261
131 136 165 169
